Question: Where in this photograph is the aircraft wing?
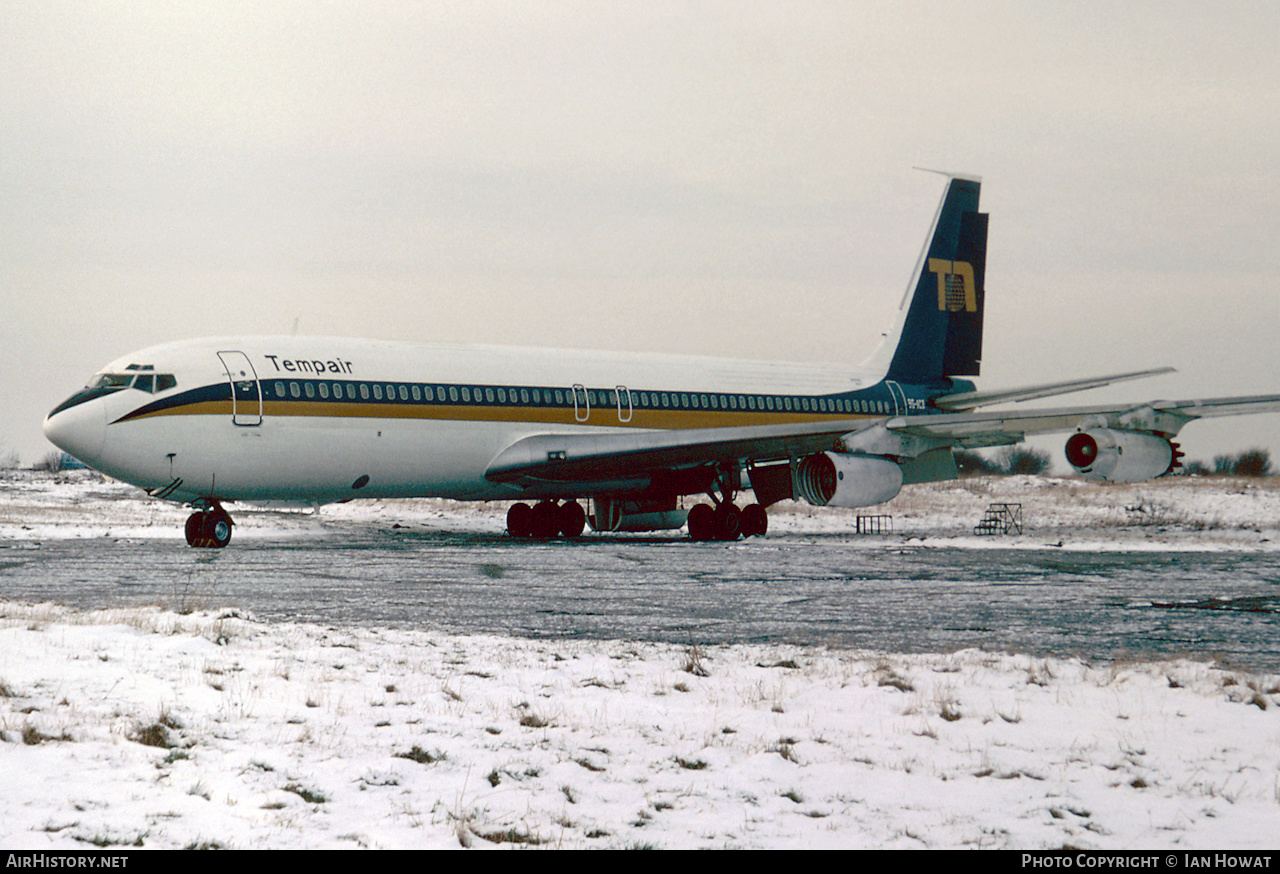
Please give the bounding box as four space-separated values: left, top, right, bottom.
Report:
486 392 1280 489
930 368 1175 411
485 419 861 487
889 393 1280 447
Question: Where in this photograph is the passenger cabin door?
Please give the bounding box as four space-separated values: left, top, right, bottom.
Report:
885 380 907 417
615 386 632 423
217 351 262 426
572 384 590 422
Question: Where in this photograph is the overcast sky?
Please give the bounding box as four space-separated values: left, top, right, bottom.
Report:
3 1 1278 469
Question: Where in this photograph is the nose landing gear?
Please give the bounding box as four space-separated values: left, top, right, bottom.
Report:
185 504 233 548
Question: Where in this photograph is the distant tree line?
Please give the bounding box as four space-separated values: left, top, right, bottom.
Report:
0 451 77 472
1181 449 1272 478
957 445 1273 478
32 451 67 472
955 446 1052 477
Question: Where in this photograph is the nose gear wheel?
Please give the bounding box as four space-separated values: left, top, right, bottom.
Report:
185 506 232 548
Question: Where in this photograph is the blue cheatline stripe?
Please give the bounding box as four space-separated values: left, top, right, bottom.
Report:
49 385 129 417
112 383 232 423
111 377 915 425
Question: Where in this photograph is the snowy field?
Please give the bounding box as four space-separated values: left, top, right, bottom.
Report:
4 469 1280 553
1 604 1277 851
1 471 1279 849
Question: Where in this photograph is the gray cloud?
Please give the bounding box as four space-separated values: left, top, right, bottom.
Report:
4 2 1278 466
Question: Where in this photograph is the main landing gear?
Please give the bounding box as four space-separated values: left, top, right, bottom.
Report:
503 472 769 541
185 503 233 548
686 500 767 541
506 500 587 539
686 466 767 542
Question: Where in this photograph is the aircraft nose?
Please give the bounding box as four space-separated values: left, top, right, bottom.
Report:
43 397 106 466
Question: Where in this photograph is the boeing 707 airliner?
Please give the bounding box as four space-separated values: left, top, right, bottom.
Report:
42 175 1280 546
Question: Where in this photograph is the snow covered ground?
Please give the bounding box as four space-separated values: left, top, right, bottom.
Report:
1 471 1278 849
4 469 1280 552
1 603 1277 850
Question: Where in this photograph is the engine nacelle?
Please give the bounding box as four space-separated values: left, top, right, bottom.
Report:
1064 429 1174 483
795 452 904 508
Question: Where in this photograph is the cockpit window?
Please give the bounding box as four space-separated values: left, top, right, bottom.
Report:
91 373 134 389
88 372 178 393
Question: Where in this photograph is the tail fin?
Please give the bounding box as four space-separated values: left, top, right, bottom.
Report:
882 174 988 384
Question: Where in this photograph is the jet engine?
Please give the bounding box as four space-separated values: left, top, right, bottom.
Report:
795 452 904 508
1064 429 1176 483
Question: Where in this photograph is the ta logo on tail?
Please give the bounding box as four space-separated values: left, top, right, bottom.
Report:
928 259 977 312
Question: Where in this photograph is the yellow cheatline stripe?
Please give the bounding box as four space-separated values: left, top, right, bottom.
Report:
126 401 234 419
122 398 869 430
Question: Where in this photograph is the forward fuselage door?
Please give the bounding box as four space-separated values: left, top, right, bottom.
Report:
217 351 262 426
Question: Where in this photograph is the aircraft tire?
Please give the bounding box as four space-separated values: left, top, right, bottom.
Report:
687 503 715 541
207 510 233 548
714 503 742 541
558 501 586 538
185 509 232 548
741 503 768 538
185 512 204 547
507 503 533 538
530 501 560 538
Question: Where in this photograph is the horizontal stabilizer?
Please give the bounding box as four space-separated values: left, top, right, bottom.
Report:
932 368 1176 411
892 391 1280 448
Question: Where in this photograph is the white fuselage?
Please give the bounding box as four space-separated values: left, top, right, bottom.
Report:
44 337 891 506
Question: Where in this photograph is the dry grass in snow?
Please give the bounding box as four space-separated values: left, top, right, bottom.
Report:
1 602 1277 849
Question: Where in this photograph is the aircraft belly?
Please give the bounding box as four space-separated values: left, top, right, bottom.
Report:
108 414 530 504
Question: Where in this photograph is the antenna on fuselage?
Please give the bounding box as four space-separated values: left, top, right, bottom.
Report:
291 317 299 337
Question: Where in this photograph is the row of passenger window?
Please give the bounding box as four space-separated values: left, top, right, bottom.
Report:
268 380 892 415
627 391 889 415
